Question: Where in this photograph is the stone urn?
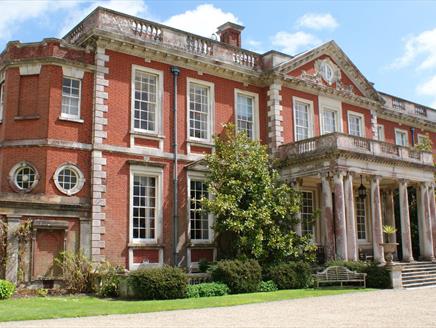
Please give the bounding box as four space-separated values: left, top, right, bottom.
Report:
380 242 399 265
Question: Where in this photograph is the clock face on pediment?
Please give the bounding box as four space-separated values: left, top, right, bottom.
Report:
315 58 341 85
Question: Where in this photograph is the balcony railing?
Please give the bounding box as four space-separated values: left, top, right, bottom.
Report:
278 133 434 166
64 7 260 70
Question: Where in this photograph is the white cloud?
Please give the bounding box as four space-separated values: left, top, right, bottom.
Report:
417 75 436 98
296 13 338 30
246 39 265 53
271 31 321 55
59 0 149 36
163 4 241 38
390 28 436 70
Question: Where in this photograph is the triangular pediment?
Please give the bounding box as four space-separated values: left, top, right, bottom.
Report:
277 41 382 102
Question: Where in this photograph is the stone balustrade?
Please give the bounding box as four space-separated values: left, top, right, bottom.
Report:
63 7 260 70
278 132 434 166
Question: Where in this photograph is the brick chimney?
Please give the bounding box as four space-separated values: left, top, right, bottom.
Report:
217 22 245 48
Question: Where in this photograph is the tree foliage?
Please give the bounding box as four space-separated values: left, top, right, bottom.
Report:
203 125 316 264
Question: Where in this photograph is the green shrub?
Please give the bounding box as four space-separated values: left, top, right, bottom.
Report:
94 261 123 298
36 288 48 297
128 266 187 300
0 280 15 300
258 280 278 292
187 282 229 298
211 259 261 294
265 262 313 289
325 260 391 289
198 259 211 273
55 251 93 293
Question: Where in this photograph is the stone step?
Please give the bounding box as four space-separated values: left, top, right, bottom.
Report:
402 280 436 289
402 272 436 280
402 265 436 271
402 276 436 286
402 268 436 274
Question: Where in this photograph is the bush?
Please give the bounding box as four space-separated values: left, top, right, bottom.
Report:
211 259 261 294
94 261 123 298
258 280 278 292
187 282 229 298
325 260 391 289
128 266 187 300
0 280 15 300
36 288 48 297
265 262 313 289
55 251 93 293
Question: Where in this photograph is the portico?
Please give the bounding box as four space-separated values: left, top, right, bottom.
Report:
279 132 436 263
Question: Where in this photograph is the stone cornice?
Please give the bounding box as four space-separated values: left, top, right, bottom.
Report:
377 107 436 131
0 57 96 74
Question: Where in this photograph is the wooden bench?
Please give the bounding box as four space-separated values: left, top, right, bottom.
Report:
314 266 367 288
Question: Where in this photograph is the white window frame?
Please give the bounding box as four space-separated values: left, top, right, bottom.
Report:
187 171 214 244
129 165 163 246
61 76 82 121
417 133 429 145
187 78 215 143
8 161 39 193
376 124 385 141
394 128 408 147
347 111 365 137
53 163 85 196
131 65 164 136
355 196 368 243
234 89 259 140
318 96 343 135
293 97 314 141
300 189 316 239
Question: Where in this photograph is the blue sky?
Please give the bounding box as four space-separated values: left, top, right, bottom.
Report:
2 0 436 108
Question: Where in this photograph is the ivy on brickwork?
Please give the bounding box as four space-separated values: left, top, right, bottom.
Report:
15 219 32 284
0 218 7 279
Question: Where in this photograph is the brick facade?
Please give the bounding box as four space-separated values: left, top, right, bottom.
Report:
0 7 435 283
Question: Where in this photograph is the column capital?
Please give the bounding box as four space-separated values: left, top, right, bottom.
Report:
320 171 331 179
399 179 409 186
371 175 382 183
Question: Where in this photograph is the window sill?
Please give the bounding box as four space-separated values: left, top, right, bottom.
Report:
14 115 40 121
59 116 84 124
188 240 215 247
187 139 214 148
128 242 163 248
130 130 165 140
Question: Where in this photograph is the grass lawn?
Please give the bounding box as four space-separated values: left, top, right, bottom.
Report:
0 288 371 322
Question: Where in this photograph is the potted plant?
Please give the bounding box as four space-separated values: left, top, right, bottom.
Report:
380 225 399 265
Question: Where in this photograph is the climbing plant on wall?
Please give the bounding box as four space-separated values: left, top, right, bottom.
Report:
0 218 7 279
15 219 32 284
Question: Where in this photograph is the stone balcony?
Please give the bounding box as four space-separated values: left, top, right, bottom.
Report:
278 133 434 167
63 7 261 72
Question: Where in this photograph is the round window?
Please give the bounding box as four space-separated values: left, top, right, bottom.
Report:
320 62 334 83
54 164 85 196
9 162 39 192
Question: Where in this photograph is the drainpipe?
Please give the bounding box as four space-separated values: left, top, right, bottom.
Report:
171 66 180 266
410 127 415 147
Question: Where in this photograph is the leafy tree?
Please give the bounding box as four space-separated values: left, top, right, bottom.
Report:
202 125 316 264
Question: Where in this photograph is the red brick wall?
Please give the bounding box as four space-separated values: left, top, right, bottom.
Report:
342 103 372 138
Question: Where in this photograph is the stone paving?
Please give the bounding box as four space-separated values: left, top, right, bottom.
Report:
2 287 436 328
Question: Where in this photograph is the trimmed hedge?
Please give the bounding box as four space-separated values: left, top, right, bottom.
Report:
265 262 313 289
0 279 15 300
128 266 187 300
325 260 391 289
187 282 229 298
211 259 262 294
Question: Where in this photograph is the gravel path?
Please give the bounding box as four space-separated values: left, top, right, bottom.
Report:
2 288 436 328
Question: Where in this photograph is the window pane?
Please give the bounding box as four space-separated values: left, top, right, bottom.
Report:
322 109 336 134
236 94 254 139
189 84 209 140
301 191 314 236
132 175 156 240
134 71 158 132
190 180 209 240
295 101 310 141
349 114 362 137
61 77 81 117
356 198 366 240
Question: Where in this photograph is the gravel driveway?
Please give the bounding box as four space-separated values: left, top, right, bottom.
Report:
2 287 436 328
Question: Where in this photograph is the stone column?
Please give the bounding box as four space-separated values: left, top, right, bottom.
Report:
333 172 347 260
417 183 434 260
5 216 20 284
429 183 436 255
399 180 414 262
371 176 385 264
344 173 358 261
321 174 335 260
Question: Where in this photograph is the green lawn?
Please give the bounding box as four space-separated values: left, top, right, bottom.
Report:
0 288 371 322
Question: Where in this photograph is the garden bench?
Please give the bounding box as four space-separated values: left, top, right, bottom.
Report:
314 266 366 288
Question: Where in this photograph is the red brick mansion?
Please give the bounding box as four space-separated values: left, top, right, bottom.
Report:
1 7 435 285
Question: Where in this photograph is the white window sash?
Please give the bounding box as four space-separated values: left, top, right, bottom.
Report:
347 111 365 137
356 197 367 241
235 89 259 140
293 97 314 142
188 176 213 243
61 77 81 119
395 129 408 146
